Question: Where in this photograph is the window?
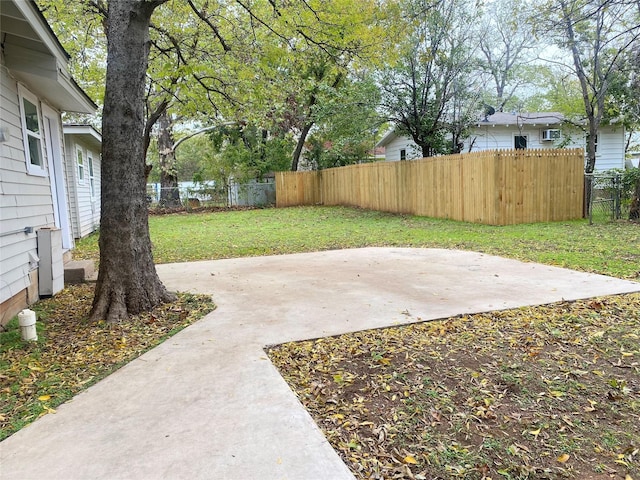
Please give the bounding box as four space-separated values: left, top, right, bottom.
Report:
400 149 407 161
88 153 95 198
514 135 528 150
18 85 45 176
77 148 85 182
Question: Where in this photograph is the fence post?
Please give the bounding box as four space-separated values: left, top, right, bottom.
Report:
613 173 621 220
584 173 594 225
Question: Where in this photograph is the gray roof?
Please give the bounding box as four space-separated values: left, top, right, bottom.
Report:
479 112 565 126
63 124 102 150
376 112 569 148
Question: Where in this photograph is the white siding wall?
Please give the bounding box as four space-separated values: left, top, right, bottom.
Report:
464 125 585 151
63 135 79 238
595 126 626 171
386 125 625 171
64 136 100 238
383 136 422 161
0 65 56 305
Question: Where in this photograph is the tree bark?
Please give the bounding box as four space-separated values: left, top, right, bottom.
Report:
91 0 175 323
157 110 181 207
291 121 313 171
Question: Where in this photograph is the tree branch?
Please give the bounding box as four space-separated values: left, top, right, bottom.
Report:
187 0 231 52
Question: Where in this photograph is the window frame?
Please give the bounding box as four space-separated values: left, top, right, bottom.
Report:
88 152 95 198
17 85 47 177
400 149 407 161
514 134 528 150
76 147 85 183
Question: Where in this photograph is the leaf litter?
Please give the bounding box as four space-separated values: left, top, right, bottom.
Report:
268 293 640 480
0 284 215 441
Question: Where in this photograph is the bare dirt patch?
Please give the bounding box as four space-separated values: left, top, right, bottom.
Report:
268 293 640 480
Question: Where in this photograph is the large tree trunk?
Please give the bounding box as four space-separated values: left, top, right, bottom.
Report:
157 110 181 207
91 0 175 323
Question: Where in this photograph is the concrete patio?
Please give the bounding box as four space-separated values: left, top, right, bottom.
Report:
1 248 638 480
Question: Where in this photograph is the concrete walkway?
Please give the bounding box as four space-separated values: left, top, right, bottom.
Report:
1 248 639 480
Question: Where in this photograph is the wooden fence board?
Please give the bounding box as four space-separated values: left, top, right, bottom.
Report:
276 149 585 225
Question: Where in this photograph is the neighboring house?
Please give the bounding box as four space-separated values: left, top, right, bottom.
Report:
377 112 626 172
0 0 96 324
63 125 101 238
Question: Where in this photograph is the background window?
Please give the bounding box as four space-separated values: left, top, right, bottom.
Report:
400 149 406 160
88 154 95 197
514 135 528 150
77 149 85 182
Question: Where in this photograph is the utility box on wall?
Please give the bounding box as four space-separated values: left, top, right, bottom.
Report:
37 228 64 297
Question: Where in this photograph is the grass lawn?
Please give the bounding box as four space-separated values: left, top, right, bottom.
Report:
74 205 640 280
2 206 639 479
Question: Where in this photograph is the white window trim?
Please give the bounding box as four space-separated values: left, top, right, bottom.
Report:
17 84 47 177
76 146 85 184
88 152 95 198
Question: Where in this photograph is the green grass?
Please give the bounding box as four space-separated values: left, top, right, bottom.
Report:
0 287 215 440
74 206 640 279
4 204 639 468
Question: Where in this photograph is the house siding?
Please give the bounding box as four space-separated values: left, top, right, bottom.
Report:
64 135 101 238
595 126 625 171
383 124 625 172
64 136 80 238
384 136 422 162
0 65 58 310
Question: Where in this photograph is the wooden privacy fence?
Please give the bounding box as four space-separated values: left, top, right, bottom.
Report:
275 148 585 225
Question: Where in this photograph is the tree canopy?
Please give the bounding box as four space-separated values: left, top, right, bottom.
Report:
36 0 640 321
378 0 481 157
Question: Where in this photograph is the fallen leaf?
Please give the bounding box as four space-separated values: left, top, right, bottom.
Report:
404 455 417 464
588 300 603 311
38 395 51 401
557 453 570 463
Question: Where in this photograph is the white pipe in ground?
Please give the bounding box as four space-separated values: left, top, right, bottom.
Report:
18 309 37 342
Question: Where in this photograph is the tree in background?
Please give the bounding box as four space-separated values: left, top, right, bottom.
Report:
542 0 640 174
378 0 480 157
611 47 640 219
146 131 215 186
477 0 539 112
205 123 292 185
244 0 393 171
304 74 382 169
156 111 181 207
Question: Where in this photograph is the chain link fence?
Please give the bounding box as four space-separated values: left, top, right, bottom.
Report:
585 172 633 224
146 182 227 209
146 179 276 209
